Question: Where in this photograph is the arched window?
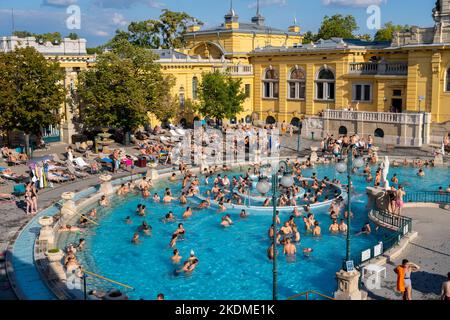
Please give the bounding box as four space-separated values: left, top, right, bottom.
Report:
288 68 306 100
339 126 348 135
374 128 385 138
446 68 450 92
316 67 335 101
192 77 198 100
263 68 279 99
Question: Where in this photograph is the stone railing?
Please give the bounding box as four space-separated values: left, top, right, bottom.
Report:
322 109 428 125
349 62 408 76
225 65 254 76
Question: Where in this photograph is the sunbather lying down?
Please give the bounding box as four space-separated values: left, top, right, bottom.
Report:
0 193 16 201
0 168 29 181
47 171 76 182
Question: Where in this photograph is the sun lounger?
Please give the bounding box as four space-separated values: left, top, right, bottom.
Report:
47 173 71 183
169 130 183 138
51 153 66 165
66 161 89 178
175 128 186 136
0 193 16 202
74 157 90 170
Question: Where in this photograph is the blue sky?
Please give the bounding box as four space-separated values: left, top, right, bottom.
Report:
0 0 437 47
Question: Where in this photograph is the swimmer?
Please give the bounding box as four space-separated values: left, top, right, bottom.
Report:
139 221 152 236
179 192 187 205
77 239 86 251
312 221 321 237
283 238 297 256
240 209 248 218
164 211 175 223
292 226 301 243
131 233 141 245
99 195 109 207
417 169 425 177
267 243 275 260
125 216 132 224
153 193 160 202
183 207 192 219
163 192 175 203
169 234 178 248
198 198 210 209
303 248 314 257
221 214 233 227
356 222 372 236
338 219 348 233
138 205 146 216
89 208 97 218
217 201 226 212
172 249 182 264
173 223 185 237
391 174 399 184
293 206 302 217
169 173 177 182
329 219 339 233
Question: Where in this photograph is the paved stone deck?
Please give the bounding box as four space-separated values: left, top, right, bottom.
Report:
364 207 450 300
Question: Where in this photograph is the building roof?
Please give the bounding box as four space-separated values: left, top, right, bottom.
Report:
186 22 299 37
250 37 391 55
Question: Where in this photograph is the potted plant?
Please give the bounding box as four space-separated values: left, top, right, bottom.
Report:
38 216 54 227
46 248 64 263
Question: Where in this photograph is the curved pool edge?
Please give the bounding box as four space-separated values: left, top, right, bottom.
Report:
6 158 290 300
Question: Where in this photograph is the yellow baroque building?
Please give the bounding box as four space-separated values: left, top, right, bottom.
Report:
159 1 450 146
2 1 449 147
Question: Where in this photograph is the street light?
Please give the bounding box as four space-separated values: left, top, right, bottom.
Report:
335 146 365 269
256 160 294 300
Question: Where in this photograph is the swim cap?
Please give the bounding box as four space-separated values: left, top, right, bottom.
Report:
190 250 195 256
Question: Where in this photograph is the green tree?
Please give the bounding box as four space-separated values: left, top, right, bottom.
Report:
374 22 410 42
86 46 104 55
35 32 62 44
357 34 373 42
302 31 317 44
0 47 65 153
77 40 175 142
67 32 79 40
108 9 199 49
195 71 246 122
13 30 33 38
317 14 359 40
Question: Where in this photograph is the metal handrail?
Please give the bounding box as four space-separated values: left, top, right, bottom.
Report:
287 290 335 301
404 191 450 204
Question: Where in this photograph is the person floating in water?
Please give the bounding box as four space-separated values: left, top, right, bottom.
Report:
356 222 372 236
221 214 233 227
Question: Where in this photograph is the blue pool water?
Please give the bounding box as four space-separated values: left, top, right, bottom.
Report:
69 165 449 300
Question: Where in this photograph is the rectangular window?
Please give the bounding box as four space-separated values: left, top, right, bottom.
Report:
317 83 324 100
393 89 402 97
264 82 271 98
273 83 279 98
289 83 296 99
245 84 251 98
299 82 306 99
328 83 335 100
353 84 372 102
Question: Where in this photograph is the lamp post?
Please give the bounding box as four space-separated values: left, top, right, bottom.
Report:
335 145 365 266
297 120 302 155
256 160 295 300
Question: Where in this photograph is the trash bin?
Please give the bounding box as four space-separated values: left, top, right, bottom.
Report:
137 157 147 168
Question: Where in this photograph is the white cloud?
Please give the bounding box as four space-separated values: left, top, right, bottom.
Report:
248 0 287 9
93 30 109 36
92 0 165 9
42 0 78 7
322 0 387 7
112 13 128 26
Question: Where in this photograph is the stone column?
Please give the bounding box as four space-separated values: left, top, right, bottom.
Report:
146 169 159 181
334 270 367 300
60 192 77 223
99 175 113 196
38 216 55 245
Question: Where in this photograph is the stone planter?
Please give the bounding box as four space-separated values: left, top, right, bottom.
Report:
38 216 54 227
99 175 113 195
38 216 55 244
61 192 77 219
46 249 64 263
